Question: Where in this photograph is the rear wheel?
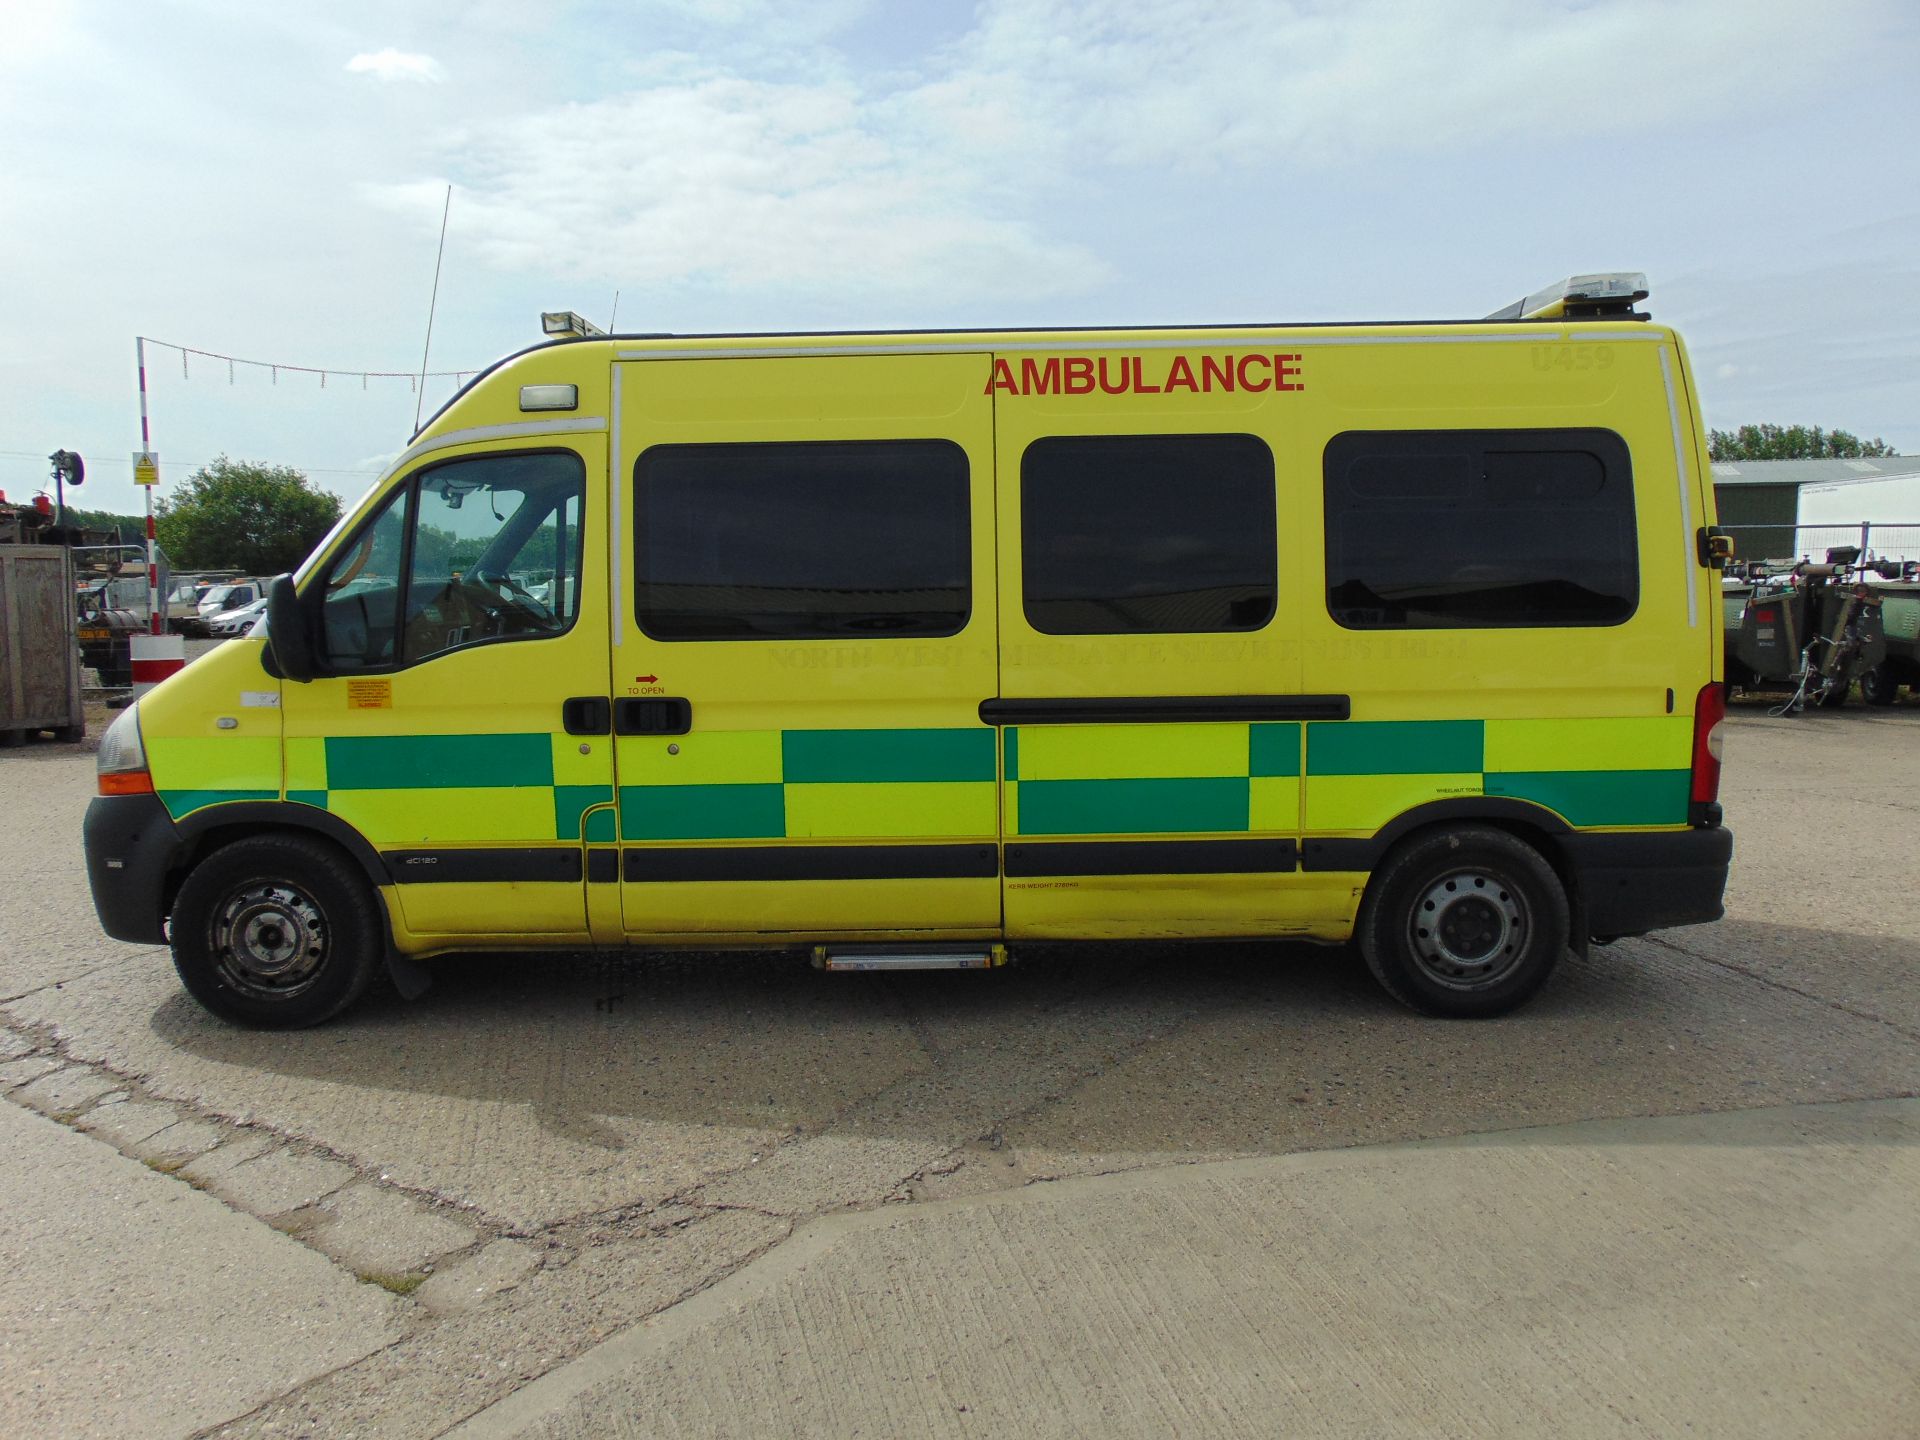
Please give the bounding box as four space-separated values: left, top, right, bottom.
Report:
1860 664 1900 706
1357 826 1569 1018
169 834 382 1028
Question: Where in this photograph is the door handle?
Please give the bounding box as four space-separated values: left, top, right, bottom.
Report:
562 696 611 735
614 697 692 735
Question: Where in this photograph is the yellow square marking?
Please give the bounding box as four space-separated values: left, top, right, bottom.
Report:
1305 773 1482 833
325 787 555 845
1018 723 1248 780
784 782 997 839
285 736 327 792
616 730 782 785
145 735 281 792
1249 776 1300 833
1484 716 1691 773
551 732 609 786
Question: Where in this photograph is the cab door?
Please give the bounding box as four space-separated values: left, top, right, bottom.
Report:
281 442 611 943
610 352 1001 939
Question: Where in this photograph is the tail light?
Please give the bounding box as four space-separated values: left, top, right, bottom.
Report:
1689 682 1725 820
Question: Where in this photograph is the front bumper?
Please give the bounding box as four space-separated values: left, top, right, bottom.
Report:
1557 826 1734 939
83 793 183 944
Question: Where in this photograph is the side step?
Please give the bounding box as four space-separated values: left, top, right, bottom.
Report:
812 943 1009 973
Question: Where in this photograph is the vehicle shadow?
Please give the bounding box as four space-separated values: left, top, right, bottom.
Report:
148 919 1920 1170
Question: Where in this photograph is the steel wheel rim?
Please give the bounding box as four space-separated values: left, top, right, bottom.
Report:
1408 868 1528 991
209 880 329 1000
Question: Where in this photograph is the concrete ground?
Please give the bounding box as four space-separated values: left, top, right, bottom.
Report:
2 693 1917 1437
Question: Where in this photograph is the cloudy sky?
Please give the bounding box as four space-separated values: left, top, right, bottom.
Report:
2 0 1916 517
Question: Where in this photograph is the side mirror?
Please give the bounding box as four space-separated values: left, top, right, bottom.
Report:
265 574 317 683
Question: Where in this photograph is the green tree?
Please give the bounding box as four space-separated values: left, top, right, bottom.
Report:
156 456 342 574
1708 424 1897 462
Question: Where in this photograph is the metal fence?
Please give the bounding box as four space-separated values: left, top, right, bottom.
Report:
1722 522 1920 567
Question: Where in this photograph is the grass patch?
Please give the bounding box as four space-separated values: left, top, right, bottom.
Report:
360 1270 428 1296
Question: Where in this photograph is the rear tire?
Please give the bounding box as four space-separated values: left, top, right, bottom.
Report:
1860 664 1900 706
1357 826 1569 1018
169 834 382 1028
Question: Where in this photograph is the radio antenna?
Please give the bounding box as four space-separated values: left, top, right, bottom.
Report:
608 289 621 333
413 184 453 433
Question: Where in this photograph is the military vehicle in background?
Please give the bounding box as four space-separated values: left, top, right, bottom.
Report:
1860 568 1920 705
75 544 167 689
1722 546 1889 712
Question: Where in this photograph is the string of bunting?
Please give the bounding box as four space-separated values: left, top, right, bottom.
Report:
140 337 475 393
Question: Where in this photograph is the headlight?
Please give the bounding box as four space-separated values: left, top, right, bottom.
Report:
97 705 153 795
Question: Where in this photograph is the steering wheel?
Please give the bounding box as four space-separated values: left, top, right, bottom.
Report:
472 570 555 624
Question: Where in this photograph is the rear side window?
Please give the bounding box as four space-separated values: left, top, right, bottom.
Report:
1323 429 1638 629
1021 433 1277 634
634 440 970 640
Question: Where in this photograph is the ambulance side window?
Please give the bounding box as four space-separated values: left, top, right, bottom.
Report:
1323 429 1638 630
633 440 970 640
1021 433 1277 634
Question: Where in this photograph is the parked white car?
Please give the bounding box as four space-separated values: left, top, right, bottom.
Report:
206 596 268 637
193 581 263 632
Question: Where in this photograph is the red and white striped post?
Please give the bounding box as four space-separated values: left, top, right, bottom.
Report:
130 336 185 695
139 337 159 637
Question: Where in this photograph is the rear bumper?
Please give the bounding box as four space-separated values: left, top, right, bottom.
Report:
83 793 183 944
1557 826 1733 939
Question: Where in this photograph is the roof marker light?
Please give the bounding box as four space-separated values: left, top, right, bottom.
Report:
519 384 579 412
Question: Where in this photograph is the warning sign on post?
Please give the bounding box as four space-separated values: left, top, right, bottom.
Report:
132 451 160 487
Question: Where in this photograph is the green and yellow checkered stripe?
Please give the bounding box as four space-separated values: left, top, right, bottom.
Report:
615 728 997 841
148 715 1694 844
1303 717 1693 832
283 732 612 844
1007 722 1300 835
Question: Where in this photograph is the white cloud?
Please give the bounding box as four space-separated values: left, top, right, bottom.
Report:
362 0 1903 308
368 72 1111 301
345 48 445 83
922 0 1893 171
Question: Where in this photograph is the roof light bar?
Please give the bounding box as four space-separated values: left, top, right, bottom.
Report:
1485 272 1650 322
541 310 606 340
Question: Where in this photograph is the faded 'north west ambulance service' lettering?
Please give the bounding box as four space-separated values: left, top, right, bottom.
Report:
986 352 1305 397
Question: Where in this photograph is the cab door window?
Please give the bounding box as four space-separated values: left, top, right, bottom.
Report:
317 451 585 672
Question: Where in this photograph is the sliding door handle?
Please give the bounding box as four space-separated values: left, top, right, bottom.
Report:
614 697 693 735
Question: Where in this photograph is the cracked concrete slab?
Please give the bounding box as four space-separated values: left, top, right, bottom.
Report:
14 1064 123 1119
177 1132 277 1186
418 1240 545 1316
455 1099 1920 1440
0 1053 61 1089
297 1180 479 1278
206 1149 356 1218
77 1095 185 1148
0 1097 402 1438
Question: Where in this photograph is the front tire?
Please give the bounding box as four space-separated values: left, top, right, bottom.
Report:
1860 664 1900 707
169 834 382 1028
1357 826 1569 1018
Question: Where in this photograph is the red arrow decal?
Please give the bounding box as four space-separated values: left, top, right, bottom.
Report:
635 674 658 684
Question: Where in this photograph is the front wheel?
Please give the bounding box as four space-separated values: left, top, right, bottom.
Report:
170 834 382 1028
1860 664 1901 707
1356 826 1570 1018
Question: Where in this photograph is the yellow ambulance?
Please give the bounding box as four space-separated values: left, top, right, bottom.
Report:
84 274 1732 1026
